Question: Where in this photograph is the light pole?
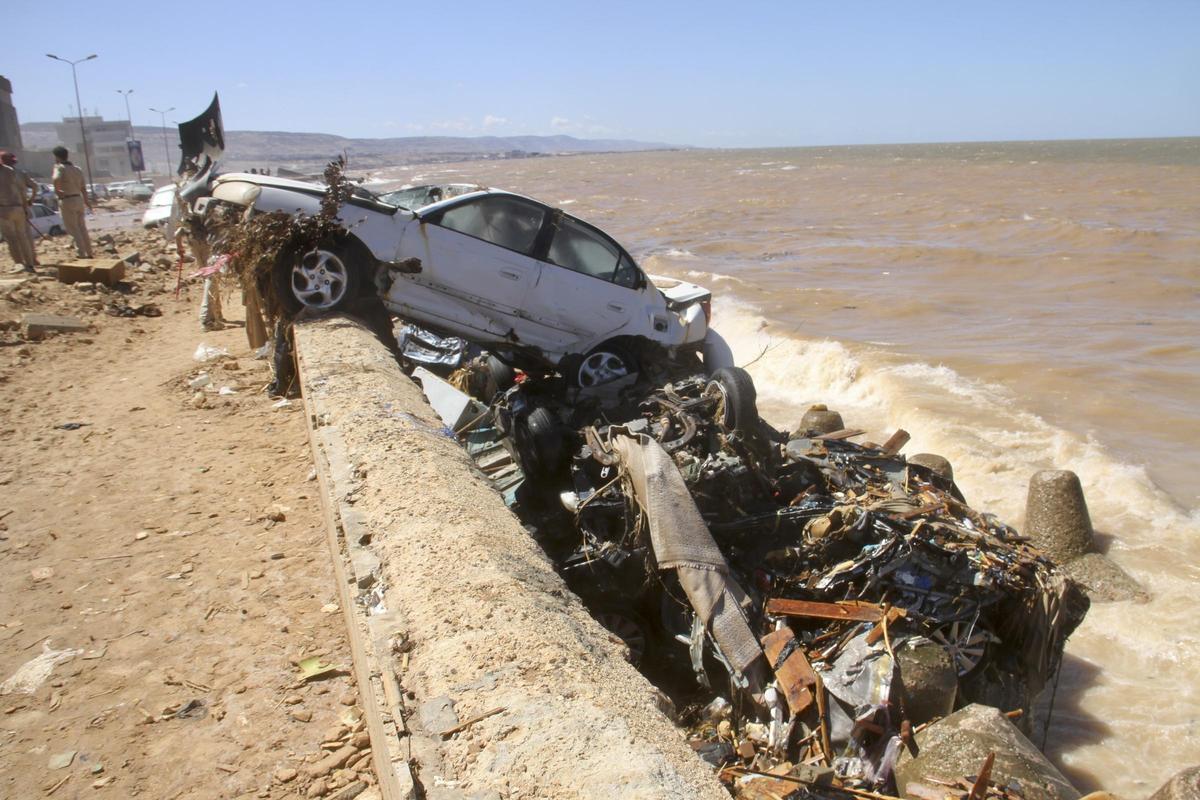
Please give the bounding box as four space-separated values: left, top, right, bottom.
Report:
149 106 175 176
116 89 140 181
46 53 98 196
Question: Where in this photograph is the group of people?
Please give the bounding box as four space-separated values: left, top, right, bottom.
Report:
0 146 94 272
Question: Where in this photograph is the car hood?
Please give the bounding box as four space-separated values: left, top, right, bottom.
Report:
212 172 323 194
648 274 710 305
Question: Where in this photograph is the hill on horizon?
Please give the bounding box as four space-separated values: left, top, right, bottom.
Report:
19 122 684 173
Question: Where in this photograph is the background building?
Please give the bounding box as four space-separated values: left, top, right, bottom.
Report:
55 115 135 178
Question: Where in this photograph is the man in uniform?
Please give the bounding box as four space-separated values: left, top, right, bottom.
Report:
51 146 94 259
0 150 39 272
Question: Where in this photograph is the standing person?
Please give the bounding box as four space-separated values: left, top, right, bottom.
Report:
0 150 39 272
175 211 226 331
51 146 94 259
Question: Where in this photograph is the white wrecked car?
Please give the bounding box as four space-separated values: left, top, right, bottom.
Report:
204 174 723 385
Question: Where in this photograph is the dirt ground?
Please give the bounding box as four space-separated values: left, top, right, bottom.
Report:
0 223 380 798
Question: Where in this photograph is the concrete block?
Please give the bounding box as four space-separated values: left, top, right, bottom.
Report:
1061 552 1148 603
798 404 844 436
55 258 126 287
909 453 955 482
896 703 1080 800
1150 766 1200 800
21 313 89 339
895 637 957 725
1024 470 1094 563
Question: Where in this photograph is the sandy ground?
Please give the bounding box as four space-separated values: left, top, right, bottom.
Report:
0 223 379 798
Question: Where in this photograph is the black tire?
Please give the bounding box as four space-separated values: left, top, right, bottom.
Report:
484 355 516 398
514 406 564 477
574 342 638 389
708 366 758 432
49 225 64 236
276 240 361 315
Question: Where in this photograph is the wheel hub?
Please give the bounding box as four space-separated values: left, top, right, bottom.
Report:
291 249 348 309
578 351 630 388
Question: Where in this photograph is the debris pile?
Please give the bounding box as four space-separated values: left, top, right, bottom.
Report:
421 359 1090 797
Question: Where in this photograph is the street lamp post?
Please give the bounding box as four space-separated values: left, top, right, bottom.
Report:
46 53 98 197
116 89 141 182
149 107 175 176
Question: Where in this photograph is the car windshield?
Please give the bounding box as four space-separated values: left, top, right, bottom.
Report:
377 184 482 210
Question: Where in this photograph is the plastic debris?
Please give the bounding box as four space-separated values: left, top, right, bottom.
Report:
298 656 338 681
193 343 229 362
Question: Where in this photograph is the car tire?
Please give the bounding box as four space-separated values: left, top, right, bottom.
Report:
484 355 516 398
575 342 638 389
707 366 759 433
276 240 361 315
513 406 564 478
49 225 63 236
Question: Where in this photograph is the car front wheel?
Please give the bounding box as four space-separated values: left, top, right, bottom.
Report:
280 243 360 314
575 344 637 388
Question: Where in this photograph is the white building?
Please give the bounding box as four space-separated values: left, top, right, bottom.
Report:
55 115 135 178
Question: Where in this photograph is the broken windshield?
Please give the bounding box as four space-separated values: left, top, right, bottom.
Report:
377 184 483 210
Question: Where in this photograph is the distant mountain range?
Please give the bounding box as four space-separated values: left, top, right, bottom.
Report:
19 122 682 173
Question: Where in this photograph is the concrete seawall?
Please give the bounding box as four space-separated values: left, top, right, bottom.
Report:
294 315 727 800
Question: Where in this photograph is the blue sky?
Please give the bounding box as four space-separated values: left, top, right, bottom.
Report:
6 0 1198 147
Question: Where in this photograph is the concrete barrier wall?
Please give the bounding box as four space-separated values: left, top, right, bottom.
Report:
294 316 727 800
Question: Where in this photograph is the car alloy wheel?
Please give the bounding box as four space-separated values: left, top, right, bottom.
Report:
577 349 633 388
291 248 350 310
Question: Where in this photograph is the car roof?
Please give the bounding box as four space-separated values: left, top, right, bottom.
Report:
414 187 544 215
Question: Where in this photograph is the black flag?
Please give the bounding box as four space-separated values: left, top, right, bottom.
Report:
177 93 225 176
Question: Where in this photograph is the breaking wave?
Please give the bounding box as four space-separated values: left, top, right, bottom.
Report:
710 296 1197 547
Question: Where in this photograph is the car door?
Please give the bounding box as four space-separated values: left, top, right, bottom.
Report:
395 194 548 338
520 212 644 349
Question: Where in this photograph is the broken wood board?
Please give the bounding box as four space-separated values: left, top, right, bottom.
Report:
760 626 816 715
765 598 892 623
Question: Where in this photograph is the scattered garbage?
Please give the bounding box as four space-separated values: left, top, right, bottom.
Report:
192 343 229 362
396 323 471 368
420 354 1090 797
298 656 338 681
1 641 83 695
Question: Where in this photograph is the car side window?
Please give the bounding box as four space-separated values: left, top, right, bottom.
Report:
434 196 546 256
546 215 624 282
614 253 640 288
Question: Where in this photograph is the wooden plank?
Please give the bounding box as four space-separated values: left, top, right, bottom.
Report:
765 598 886 623
967 753 995 800
881 429 911 456
813 428 866 442
760 626 816 715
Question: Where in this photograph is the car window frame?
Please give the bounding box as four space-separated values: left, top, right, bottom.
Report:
539 210 645 290
422 194 553 258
